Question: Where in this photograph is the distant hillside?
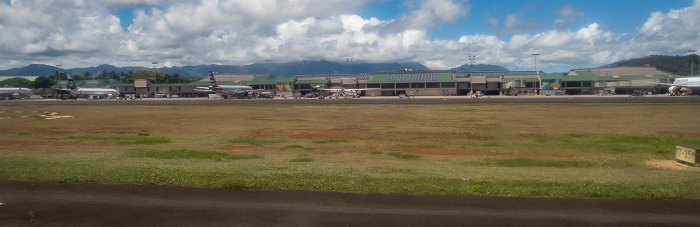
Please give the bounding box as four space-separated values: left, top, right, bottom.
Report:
0 61 430 79
608 55 699 76
450 64 509 72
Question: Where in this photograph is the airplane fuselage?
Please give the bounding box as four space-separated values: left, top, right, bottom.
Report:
211 85 253 98
71 88 119 96
0 87 32 99
669 77 700 95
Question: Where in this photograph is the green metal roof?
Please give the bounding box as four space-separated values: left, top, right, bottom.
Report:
295 79 328 84
275 77 296 83
368 72 455 83
247 75 276 85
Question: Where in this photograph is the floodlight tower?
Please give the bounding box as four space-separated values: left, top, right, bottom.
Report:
469 55 475 94
152 62 158 97
532 53 541 95
689 50 697 77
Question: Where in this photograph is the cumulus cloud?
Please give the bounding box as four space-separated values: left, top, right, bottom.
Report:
0 0 699 72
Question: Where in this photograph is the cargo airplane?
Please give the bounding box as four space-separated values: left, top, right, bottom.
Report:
656 77 700 95
195 71 253 98
0 87 33 99
63 74 120 98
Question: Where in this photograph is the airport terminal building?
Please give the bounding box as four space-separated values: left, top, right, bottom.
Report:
50 66 680 98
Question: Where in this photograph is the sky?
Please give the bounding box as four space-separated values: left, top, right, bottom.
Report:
0 0 698 73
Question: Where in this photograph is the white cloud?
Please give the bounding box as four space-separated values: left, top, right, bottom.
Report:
0 0 699 73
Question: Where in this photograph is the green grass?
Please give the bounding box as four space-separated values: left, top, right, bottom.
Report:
2 103 700 200
312 139 348 144
125 149 262 160
482 158 596 168
65 135 172 145
1 154 697 199
290 154 313 162
387 152 421 160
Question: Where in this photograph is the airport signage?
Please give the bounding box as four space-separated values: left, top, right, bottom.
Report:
676 144 698 166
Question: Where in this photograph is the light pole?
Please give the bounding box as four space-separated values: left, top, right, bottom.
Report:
55 65 62 99
265 59 272 76
689 50 697 77
469 55 475 94
151 62 158 97
532 53 541 95
347 58 353 75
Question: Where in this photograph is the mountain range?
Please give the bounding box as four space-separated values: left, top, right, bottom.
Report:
1 54 696 79
0 61 512 79
0 61 434 79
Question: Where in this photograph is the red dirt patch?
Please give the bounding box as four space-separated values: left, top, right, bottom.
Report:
540 156 573 161
0 139 82 154
216 145 256 152
253 128 352 140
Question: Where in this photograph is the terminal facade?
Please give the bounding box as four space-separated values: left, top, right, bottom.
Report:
57 66 680 98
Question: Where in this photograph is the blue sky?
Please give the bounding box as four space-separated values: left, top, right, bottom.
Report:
1 0 699 73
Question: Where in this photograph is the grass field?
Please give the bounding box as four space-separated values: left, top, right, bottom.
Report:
1 103 699 199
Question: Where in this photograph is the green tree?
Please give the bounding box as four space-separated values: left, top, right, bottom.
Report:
33 76 55 88
82 72 93 80
108 70 120 83
123 70 162 83
0 77 32 87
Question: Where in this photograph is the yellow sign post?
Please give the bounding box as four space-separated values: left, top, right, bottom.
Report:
676 144 698 166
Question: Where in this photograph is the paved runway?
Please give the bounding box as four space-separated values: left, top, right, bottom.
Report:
2 181 699 226
2 95 699 106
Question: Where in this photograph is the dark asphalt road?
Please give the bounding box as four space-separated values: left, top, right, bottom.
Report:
1 95 699 106
1 181 699 226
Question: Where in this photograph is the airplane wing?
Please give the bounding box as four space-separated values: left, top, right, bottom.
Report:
647 82 673 86
194 86 213 91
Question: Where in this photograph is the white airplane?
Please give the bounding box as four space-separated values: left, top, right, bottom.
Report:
65 74 120 98
195 71 253 99
656 77 700 96
317 84 378 99
0 87 33 100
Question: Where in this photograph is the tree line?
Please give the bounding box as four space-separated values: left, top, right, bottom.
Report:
0 70 194 88
618 54 699 76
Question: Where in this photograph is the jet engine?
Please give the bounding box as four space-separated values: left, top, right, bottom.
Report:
668 86 679 95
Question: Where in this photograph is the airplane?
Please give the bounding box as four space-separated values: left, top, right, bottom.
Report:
316 81 378 99
0 87 33 100
63 74 120 99
655 77 700 96
194 71 254 99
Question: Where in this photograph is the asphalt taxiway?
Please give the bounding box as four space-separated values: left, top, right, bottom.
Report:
2 181 699 226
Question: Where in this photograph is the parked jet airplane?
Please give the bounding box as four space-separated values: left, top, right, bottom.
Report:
656 77 700 95
195 71 253 99
64 74 119 98
0 87 32 100
317 81 378 98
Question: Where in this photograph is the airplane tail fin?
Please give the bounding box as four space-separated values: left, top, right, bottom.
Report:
67 74 77 90
209 71 218 87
